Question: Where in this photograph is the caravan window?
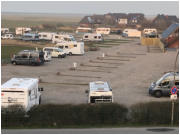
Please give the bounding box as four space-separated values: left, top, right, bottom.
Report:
74 45 77 47
85 36 88 38
94 36 97 39
43 35 47 37
55 36 59 38
65 46 68 49
98 36 101 39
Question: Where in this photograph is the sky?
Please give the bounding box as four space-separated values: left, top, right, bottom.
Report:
1 1 179 16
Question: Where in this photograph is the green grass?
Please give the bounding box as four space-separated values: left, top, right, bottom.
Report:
1 45 34 64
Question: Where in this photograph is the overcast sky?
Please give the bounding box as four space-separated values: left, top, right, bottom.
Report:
1 1 179 16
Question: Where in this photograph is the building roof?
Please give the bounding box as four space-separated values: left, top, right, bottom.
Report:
161 23 179 39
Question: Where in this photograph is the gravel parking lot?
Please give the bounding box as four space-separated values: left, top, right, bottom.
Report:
1 37 178 106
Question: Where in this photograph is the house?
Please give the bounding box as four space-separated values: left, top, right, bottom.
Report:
161 23 179 48
127 13 145 25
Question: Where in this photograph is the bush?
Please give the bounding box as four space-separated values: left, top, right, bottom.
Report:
130 101 179 125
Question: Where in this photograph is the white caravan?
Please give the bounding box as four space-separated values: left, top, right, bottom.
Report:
43 47 66 58
38 32 55 41
83 33 103 41
52 34 76 44
15 27 32 35
76 27 92 33
96 28 111 35
122 29 141 38
1 34 14 39
56 42 84 55
143 28 157 35
1 28 9 33
1 78 43 112
86 81 113 103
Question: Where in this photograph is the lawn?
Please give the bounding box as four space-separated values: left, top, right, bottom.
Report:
1 46 34 64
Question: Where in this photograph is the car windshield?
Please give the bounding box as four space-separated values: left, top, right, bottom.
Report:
156 73 175 84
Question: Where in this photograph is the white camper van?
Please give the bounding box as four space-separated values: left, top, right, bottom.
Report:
86 81 113 103
56 42 84 55
43 47 66 58
143 28 157 35
1 28 9 34
83 33 103 41
52 34 76 44
38 32 55 41
15 27 32 35
1 78 43 112
122 29 141 38
96 28 111 35
1 34 14 39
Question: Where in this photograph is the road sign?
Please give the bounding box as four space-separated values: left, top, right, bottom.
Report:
170 94 178 100
171 86 177 95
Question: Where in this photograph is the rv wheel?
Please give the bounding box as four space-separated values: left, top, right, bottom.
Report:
69 52 72 56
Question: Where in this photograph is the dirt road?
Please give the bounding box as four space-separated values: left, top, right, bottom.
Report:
1 38 178 106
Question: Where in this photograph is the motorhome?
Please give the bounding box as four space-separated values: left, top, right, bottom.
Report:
122 29 141 38
22 33 39 41
56 42 84 55
43 47 66 58
1 33 14 39
15 27 32 35
1 28 9 34
86 81 113 103
143 28 158 38
52 34 76 44
1 78 43 112
149 72 179 98
43 51 52 62
96 28 111 35
76 27 92 33
38 32 55 41
83 33 103 41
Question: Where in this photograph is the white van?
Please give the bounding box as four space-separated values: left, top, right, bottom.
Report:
43 51 52 62
38 32 55 41
56 42 84 55
96 28 111 35
1 34 14 39
83 33 103 42
43 47 66 58
85 81 113 103
52 34 76 44
1 78 43 112
122 29 141 38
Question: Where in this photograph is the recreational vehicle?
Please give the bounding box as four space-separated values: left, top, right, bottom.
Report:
22 33 39 41
122 29 141 38
1 33 14 39
38 32 55 41
1 78 43 112
52 34 76 44
43 51 52 62
83 33 103 41
1 28 9 34
15 27 32 35
149 72 179 98
96 28 111 35
143 28 158 38
56 42 84 55
43 47 66 58
86 81 113 103
76 27 92 33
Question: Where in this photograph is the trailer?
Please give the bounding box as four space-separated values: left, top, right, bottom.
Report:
86 81 113 103
1 78 43 111
122 29 141 38
52 34 76 44
15 27 32 35
1 28 9 34
1 33 14 39
96 28 111 35
76 27 92 33
38 32 55 41
83 33 103 41
22 33 39 41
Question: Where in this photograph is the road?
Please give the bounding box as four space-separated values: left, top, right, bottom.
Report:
2 127 179 134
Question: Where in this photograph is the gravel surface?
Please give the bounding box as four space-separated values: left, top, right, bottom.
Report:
1 37 178 106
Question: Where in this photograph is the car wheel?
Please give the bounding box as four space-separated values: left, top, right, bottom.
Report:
58 55 61 58
69 52 72 56
12 61 16 65
155 91 162 98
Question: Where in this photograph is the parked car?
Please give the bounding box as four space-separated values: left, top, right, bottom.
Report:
43 47 66 58
11 50 45 65
149 72 179 98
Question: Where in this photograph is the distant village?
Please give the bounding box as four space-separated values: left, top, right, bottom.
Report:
79 13 179 31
